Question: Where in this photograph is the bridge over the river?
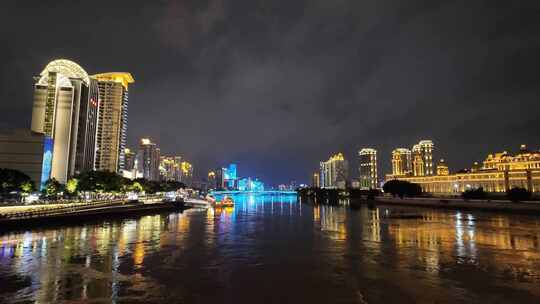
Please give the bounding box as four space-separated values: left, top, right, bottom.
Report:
210 190 297 195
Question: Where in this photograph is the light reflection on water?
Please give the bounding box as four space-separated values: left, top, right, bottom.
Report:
1 193 540 303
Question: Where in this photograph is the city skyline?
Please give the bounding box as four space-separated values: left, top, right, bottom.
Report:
1 2 540 303
1 1 539 185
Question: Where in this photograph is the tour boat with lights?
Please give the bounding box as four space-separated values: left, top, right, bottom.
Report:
213 195 235 208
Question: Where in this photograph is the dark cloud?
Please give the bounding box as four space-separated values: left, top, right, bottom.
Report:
1 0 539 185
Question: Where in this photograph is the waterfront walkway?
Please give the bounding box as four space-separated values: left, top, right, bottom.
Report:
375 196 540 214
0 196 177 229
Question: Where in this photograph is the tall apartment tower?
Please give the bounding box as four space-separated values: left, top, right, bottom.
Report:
412 140 434 176
160 155 183 182
93 73 135 173
137 138 160 181
31 59 99 185
311 172 321 188
359 148 378 189
320 153 348 189
412 144 424 176
208 171 217 189
392 148 412 176
181 161 194 186
124 148 136 172
419 140 434 176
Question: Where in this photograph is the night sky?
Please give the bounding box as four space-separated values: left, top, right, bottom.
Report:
1 0 539 186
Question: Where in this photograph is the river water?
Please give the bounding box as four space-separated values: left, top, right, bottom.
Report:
1 193 540 303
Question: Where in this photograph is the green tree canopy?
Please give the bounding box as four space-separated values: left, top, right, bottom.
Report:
43 178 63 198
507 187 531 202
66 178 79 195
383 180 422 198
0 168 35 195
77 171 127 193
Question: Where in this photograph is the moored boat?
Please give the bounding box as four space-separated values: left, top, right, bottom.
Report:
214 195 234 208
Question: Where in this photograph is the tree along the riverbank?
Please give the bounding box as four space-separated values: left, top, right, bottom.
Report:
38 171 186 199
0 168 35 197
382 180 422 198
461 186 534 202
507 187 532 202
462 187 487 200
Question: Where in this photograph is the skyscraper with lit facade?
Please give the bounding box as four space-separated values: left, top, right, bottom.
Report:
311 172 320 188
93 73 134 173
180 161 193 186
124 148 136 172
159 155 182 182
320 153 348 189
208 171 217 189
392 148 412 176
137 138 160 181
31 59 99 185
122 148 137 179
359 148 378 189
412 140 434 176
214 168 225 190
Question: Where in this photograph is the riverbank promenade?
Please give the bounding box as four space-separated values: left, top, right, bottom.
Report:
374 196 540 214
0 196 182 230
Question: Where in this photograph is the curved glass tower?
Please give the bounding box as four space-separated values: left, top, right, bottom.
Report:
31 59 99 185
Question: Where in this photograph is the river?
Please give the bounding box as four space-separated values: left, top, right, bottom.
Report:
1 193 540 303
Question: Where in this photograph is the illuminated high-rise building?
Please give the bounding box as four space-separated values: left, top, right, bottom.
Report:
93 73 134 173
412 144 424 176
213 168 225 189
320 153 348 189
220 163 238 189
208 171 217 189
392 148 412 176
124 148 136 172
419 140 434 176
311 172 320 188
412 140 434 176
31 59 99 184
137 138 160 181
180 161 193 186
160 155 182 182
122 148 137 179
359 148 378 189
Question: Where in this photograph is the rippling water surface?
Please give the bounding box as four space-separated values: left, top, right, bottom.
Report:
1 193 540 303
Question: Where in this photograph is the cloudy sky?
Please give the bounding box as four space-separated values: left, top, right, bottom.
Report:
1 0 539 185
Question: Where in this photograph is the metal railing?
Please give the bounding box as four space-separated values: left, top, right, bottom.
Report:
0 194 165 221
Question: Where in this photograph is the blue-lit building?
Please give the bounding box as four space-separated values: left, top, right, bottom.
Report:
222 163 238 190
238 177 264 192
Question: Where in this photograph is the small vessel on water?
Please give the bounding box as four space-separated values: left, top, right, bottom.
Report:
212 195 235 208
205 194 217 204
162 191 186 208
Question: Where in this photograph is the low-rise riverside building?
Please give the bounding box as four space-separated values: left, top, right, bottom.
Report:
0 129 46 186
386 145 540 194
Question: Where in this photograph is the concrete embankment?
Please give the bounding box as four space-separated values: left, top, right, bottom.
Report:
375 196 540 215
0 201 187 231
